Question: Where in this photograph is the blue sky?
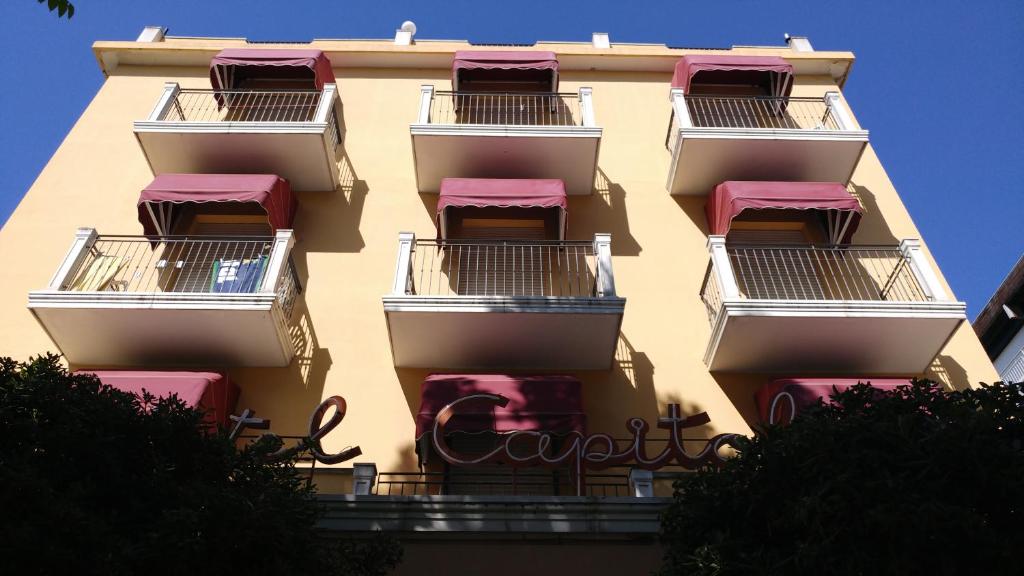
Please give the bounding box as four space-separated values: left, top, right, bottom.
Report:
1 0 1021 317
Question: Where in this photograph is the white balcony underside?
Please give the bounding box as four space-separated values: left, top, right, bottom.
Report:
705 299 966 373
668 128 869 195
410 125 602 195
383 296 625 369
133 122 338 192
28 291 295 367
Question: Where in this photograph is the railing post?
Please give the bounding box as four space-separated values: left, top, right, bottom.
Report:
593 233 616 297
578 87 596 127
707 236 740 300
899 239 948 301
669 88 693 129
47 228 98 290
628 468 654 498
392 232 416 295
260 229 296 294
352 463 377 495
824 91 856 131
314 83 338 123
417 85 434 124
147 82 180 121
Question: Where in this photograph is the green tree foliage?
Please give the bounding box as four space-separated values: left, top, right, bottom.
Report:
659 379 1023 576
0 354 402 575
37 0 75 19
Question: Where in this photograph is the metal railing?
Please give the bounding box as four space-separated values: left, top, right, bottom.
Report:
426 91 583 126
374 470 630 497
404 239 598 298
1000 348 1024 383
681 95 838 130
159 88 341 147
701 244 928 323
61 235 301 316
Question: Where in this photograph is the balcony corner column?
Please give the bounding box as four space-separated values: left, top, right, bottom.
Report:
392 232 416 295
260 229 296 293
579 87 596 127
899 239 948 301
594 233 616 297
707 235 740 299
669 88 693 129
352 463 377 495
147 82 180 121
824 91 857 131
628 468 654 498
47 228 98 290
417 85 435 124
314 83 339 123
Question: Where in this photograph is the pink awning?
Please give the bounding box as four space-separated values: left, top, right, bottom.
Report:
84 371 240 428
138 174 297 236
210 48 336 91
755 378 911 425
452 50 559 92
415 374 586 440
706 181 863 244
671 55 793 98
437 178 567 239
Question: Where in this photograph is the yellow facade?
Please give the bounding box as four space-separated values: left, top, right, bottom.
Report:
0 36 997 494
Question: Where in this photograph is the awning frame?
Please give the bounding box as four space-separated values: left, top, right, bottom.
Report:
437 178 568 241
452 51 560 93
138 174 297 237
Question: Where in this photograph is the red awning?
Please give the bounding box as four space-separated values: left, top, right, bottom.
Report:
452 50 559 92
138 174 297 236
755 378 911 425
415 374 586 440
706 181 863 244
210 48 336 91
84 371 240 428
437 178 567 239
671 55 793 98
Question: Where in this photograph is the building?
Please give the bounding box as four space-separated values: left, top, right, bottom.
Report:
0 25 999 574
974 255 1024 382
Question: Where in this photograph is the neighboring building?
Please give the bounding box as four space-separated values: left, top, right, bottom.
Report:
974 255 1024 382
0 25 999 574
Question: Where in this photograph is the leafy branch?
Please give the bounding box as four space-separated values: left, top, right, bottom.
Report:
37 0 75 19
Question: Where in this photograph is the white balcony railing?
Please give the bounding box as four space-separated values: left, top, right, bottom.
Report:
40 229 300 316
417 86 597 128
391 234 616 299
146 84 342 149
669 90 857 135
700 237 949 326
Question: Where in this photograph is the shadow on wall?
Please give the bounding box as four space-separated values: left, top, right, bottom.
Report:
673 194 711 236
926 354 971 392
847 181 898 245
231 299 332 435
708 372 764 431
292 145 368 257
567 168 642 256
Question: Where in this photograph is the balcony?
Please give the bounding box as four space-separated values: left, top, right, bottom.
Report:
134 83 342 192
382 233 625 369
666 91 869 195
699 237 966 373
410 87 602 195
29 229 301 367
